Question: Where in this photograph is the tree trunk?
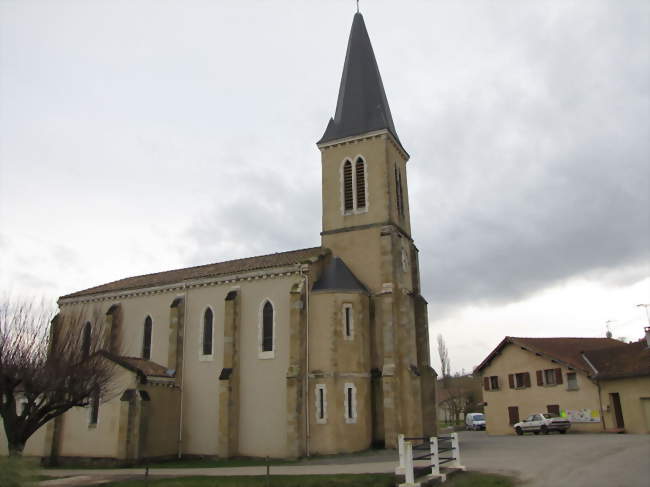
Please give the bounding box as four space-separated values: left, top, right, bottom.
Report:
8 441 25 457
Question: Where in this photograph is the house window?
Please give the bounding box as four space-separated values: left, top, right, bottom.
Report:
537 367 563 386
142 316 152 360
567 372 578 390
315 384 327 424
342 303 353 340
511 372 531 389
484 376 499 391
344 383 357 423
547 404 561 417
355 157 366 209
202 308 213 357
81 321 92 359
89 389 100 426
259 300 275 358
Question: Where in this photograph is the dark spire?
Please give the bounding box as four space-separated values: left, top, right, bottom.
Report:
318 12 402 148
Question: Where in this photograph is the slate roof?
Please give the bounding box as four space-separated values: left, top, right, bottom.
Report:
583 340 650 379
312 257 368 293
475 336 627 373
61 247 327 300
318 12 402 149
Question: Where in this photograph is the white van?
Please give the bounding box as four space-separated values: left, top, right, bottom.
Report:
465 412 486 431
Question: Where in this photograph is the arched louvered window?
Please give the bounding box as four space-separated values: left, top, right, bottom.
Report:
343 160 354 211
262 301 274 353
202 308 213 356
355 158 366 209
142 316 152 360
81 321 92 359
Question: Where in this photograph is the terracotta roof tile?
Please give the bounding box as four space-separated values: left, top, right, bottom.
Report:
61 247 326 300
584 340 650 379
475 336 627 373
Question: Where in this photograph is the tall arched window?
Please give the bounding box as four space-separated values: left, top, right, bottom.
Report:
202 308 213 356
343 160 354 211
142 316 152 360
81 321 92 359
395 165 405 218
355 157 366 209
262 301 274 353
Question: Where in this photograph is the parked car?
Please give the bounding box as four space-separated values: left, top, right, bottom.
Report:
514 413 571 435
465 412 486 431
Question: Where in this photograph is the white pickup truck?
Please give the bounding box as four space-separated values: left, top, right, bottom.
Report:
514 413 571 435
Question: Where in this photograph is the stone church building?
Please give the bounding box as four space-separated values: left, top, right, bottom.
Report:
6 12 437 462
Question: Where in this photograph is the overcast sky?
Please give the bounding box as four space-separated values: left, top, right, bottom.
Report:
1 0 648 373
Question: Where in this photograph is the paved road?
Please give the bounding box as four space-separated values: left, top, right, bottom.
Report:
459 431 650 487
41 431 650 487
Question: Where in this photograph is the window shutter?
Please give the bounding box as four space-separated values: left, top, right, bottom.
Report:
483 377 490 391
524 372 531 388
555 368 563 385
536 370 543 386
355 158 366 209
343 161 353 211
508 374 515 389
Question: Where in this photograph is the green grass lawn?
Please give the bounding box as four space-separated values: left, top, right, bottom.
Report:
102 474 394 486
444 471 516 487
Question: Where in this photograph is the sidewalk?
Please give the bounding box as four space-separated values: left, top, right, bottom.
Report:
40 454 398 486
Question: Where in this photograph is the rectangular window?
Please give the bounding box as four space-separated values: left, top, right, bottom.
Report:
514 372 530 388
89 390 100 426
567 372 578 390
484 376 500 391
344 383 357 424
544 369 557 385
547 404 561 417
343 304 353 340
315 384 327 424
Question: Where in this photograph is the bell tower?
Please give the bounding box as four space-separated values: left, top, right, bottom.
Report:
316 12 436 447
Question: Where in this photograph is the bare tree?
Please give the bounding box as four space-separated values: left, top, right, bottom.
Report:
0 298 118 456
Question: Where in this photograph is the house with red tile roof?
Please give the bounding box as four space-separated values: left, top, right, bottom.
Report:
475 334 650 435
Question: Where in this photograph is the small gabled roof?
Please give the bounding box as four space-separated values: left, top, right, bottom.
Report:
312 257 368 293
584 340 650 380
99 351 174 382
318 12 403 150
475 336 626 374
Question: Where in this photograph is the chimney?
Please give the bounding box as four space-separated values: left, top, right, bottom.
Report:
645 327 650 348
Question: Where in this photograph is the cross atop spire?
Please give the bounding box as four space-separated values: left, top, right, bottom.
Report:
318 12 402 149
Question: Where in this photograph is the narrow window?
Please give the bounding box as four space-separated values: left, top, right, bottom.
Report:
397 169 405 217
395 166 402 217
315 384 327 424
344 383 357 423
342 303 353 340
355 158 366 209
142 316 152 360
262 301 274 353
343 160 354 211
89 389 100 426
81 321 92 359
567 372 578 390
202 308 213 356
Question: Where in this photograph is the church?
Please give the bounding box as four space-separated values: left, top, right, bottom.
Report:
10 11 437 462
